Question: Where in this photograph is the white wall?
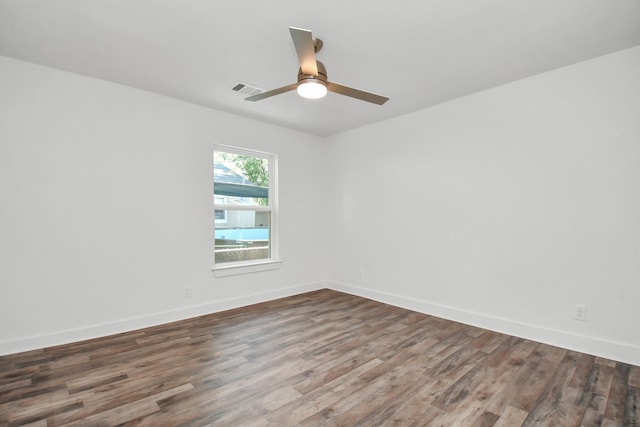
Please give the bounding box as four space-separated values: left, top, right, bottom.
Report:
2 47 640 365
0 56 328 354
326 46 640 365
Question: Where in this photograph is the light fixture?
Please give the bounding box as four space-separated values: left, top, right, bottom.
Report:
297 78 327 99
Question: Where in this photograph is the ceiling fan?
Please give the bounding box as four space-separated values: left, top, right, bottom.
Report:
245 27 389 105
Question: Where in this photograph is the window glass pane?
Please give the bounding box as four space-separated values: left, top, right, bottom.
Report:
214 151 269 207
215 211 270 264
214 196 227 223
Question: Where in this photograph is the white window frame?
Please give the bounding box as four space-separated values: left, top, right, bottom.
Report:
212 144 280 276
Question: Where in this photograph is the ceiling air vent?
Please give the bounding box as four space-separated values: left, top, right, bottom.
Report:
232 82 264 97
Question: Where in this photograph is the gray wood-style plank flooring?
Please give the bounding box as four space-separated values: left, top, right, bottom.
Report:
1 289 639 426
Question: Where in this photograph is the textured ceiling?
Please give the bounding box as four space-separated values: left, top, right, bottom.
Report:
1 0 639 136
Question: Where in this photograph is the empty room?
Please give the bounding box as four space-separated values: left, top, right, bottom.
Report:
1 1 639 426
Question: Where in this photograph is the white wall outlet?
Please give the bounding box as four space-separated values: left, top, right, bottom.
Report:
573 304 587 321
358 270 364 280
184 287 191 299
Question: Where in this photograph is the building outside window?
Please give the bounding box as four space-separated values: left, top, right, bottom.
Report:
214 196 227 223
213 145 277 269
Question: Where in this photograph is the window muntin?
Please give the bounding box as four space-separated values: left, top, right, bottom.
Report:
213 146 277 269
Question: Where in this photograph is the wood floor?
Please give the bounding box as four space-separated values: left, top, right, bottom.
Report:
1 289 638 426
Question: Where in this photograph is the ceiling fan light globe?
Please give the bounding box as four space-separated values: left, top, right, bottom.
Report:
297 80 327 99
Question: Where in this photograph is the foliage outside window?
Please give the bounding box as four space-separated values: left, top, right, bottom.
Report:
213 146 277 269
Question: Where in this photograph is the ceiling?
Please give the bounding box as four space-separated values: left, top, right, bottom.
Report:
1 1 639 137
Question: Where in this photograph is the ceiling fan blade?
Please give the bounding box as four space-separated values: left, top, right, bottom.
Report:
289 26 318 76
326 82 389 105
245 83 297 102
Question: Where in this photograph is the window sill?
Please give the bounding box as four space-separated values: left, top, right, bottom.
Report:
212 259 282 277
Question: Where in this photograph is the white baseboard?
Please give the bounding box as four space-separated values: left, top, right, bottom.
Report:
5 280 638 366
0 281 325 356
327 281 640 366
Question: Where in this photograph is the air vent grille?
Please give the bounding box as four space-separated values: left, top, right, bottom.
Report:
232 82 264 96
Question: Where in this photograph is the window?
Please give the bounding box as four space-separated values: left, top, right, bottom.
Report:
213 145 278 271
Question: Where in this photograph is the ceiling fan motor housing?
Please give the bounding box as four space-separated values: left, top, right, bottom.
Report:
298 61 327 86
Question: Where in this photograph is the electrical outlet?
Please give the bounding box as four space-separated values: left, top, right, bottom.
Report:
573 304 587 321
358 270 364 281
184 287 191 299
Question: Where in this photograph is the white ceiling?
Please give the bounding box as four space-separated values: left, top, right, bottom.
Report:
1 1 639 136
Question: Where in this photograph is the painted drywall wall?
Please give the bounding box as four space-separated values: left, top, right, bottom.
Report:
0 56 328 354
2 46 640 365
326 46 640 365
